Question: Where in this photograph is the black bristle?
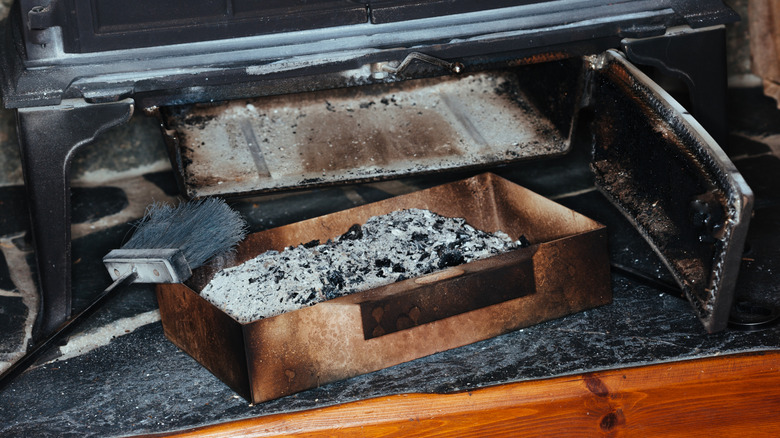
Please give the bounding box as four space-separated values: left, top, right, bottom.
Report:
121 198 247 269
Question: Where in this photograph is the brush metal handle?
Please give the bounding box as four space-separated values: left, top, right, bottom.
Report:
103 248 191 283
0 271 138 391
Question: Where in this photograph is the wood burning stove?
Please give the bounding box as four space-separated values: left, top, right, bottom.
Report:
0 0 752 340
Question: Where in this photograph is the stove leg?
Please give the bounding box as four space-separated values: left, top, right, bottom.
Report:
16 99 134 342
623 26 729 148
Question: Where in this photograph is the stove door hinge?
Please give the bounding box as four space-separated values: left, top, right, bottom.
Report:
27 0 66 31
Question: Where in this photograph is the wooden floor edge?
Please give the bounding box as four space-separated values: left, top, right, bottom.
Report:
138 350 780 438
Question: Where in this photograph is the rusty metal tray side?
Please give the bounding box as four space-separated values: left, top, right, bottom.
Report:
158 173 610 403
156 283 251 401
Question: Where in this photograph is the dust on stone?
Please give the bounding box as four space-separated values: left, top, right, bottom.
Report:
200 208 529 323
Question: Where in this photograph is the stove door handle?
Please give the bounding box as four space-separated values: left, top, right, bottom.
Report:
380 52 464 76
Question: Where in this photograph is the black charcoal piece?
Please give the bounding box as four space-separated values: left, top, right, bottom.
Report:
438 250 465 268
517 235 531 248
325 270 345 289
340 224 363 240
375 258 392 268
411 231 428 242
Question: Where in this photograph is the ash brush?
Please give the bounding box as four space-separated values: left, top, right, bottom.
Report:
0 198 247 389
104 198 247 285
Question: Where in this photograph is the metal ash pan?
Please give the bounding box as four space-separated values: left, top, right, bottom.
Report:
156 173 611 403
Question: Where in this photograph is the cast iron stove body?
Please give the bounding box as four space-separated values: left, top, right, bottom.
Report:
0 0 752 340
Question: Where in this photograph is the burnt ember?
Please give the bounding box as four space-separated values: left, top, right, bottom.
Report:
303 239 320 248
200 209 528 323
438 250 465 268
340 224 363 240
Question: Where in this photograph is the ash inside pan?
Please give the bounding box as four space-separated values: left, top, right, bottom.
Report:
200 209 529 323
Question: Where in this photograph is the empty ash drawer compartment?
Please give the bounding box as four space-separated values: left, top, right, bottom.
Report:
156 173 610 403
159 59 580 199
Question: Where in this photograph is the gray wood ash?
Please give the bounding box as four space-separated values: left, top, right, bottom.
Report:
201 208 527 323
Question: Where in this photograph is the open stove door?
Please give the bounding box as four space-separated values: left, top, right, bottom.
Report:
587 50 753 333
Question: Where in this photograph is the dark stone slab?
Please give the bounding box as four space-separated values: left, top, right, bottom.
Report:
0 323 240 438
0 186 28 237
733 154 780 209
733 204 780 307
0 107 21 187
143 170 181 197
71 186 129 224
71 224 133 307
0 185 130 237
70 115 168 178
727 87 780 137
727 133 771 157
0 296 27 354
0 250 15 291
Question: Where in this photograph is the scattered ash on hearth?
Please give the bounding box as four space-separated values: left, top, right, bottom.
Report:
200 208 528 323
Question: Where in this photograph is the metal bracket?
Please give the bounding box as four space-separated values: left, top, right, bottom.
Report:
27 1 64 30
16 98 134 341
